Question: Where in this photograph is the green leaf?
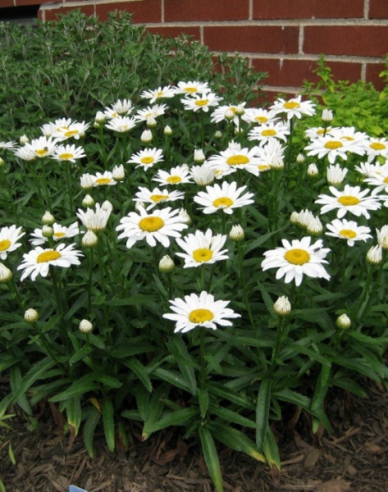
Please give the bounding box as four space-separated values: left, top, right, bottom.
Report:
66 396 82 438
102 398 115 452
207 382 254 410
142 385 168 440
263 427 281 471
332 377 367 398
124 358 152 392
108 341 155 358
273 388 312 412
49 374 98 403
10 365 32 416
142 407 199 435
209 405 257 430
96 375 123 389
84 406 101 458
311 364 332 433
256 378 271 450
199 426 224 492
153 367 191 393
167 337 198 395
10 357 55 406
199 388 209 418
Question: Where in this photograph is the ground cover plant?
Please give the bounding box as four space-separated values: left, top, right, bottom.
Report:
1 10 388 492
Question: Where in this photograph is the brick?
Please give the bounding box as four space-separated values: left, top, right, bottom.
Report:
252 58 362 88
147 26 201 41
42 5 95 22
253 0 364 19
96 0 161 23
204 26 299 54
165 0 249 22
304 26 388 57
0 0 14 7
369 0 388 19
16 0 53 5
366 63 386 90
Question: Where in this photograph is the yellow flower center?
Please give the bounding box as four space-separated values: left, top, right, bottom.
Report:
384 177 388 184
112 112 118 118
150 194 168 203
157 91 164 97
140 156 155 165
337 195 360 206
64 130 79 137
36 149 48 157
184 87 198 93
370 142 386 151
58 153 74 160
226 155 250 166
167 175 182 184
255 116 268 123
317 128 329 135
189 308 214 324
339 229 357 239
53 232 66 238
324 140 343 150
138 216 164 232
195 99 209 107
258 164 271 172
283 101 300 110
213 197 234 208
96 177 112 185
0 239 11 251
37 250 61 263
261 129 276 137
342 136 354 141
284 248 310 265
193 248 213 263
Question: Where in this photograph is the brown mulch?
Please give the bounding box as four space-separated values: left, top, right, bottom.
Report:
1 381 388 492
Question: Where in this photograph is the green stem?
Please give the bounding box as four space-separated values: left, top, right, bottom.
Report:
65 163 74 217
270 317 285 372
199 327 206 389
237 241 255 333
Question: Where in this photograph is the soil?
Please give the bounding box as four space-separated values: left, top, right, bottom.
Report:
0 380 387 492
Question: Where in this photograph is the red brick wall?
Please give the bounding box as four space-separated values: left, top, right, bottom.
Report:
7 0 388 94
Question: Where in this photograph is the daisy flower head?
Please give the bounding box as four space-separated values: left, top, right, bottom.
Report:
242 108 279 126
104 99 133 119
328 126 368 144
376 225 388 249
53 144 86 163
135 104 167 123
40 123 56 138
326 219 372 247
91 171 117 187
0 141 17 150
247 122 289 146
305 126 335 140
190 164 216 186
77 203 111 232
364 169 388 193
141 85 175 104
133 186 185 210
210 103 246 124
175 229 228 268
153 165 193 186
315 185 381 219
105 116 137 133
194 181 254 215
80 173 95 190
305 135 363 164
112 164 125 182
128 148 164 171
116 206 188 249
163 291 240 333
255 139 285 172
261 237 331 287
270 96 316 120
364 137 388 162
30 222 80 246
326 164 348 185
14 136 58 160
0 225 25 260
355 161 388 178
174 81 211 95
53 120 90 140
18 243 83 282
208 142 261 177
181 92 223 113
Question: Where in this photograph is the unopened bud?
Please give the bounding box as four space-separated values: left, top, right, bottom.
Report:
0 263 12 283
82 230 98 247
24 308 39 323
112 164 125 181
273 296 291 316
225 109 235 121
79 319 93 333
229 224 245 241
366 245 383 265
101 200 113 214
159 255 175 273
178 208 191 225
194 149 205 164
290 211 300 225
95 111 106 123
42 211 55 225
146 116 157 128
0 158 4 167
164 125 173 136
214 130 222 139
307 163 319 177
141 129 153 143
336 313 351 330
82 194 95 208
296 153 305 164
20 134 29 145
42 225 54 238
322 109 333 123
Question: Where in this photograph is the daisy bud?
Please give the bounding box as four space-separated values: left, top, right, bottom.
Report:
42 225 54 238
307 163 319 177
271 158 284 170
141 129 153 143
179 208 192 225
42 211 55 225
112 164 125 181
225 109 235 121
376 225 388 249
229 224 245 241
82 230 98 247
20 134 29 145
159 255 175 273
214 130 222 139
366 244 383 265
79 319 93 333
296 153 305 164
327 164 347 186
273 296 291 316
94 122 100 129
191 164 215 186
336 313 351 330
0 263 12 283
235 106 245 116
82 194 95 208
95 111 106 123
80 173 94 190
164 125 173 136
322 109 333 123
290 211 300 225
101 200 113 214
0 158 4 167
146 116 157 128
24 308 39 323
306 217 323 236
194 149 205 164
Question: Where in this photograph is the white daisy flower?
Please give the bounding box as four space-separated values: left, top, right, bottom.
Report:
112 164 125 181
141 85 175 104
116 206 188 249
315 185 381 219
30 222 80 246
0 225 25 260
364 170 388 193
255 139 285 172
181 92 223 113
241 108 279 126
210 103 246 125
0 141 17 150
173 81 211 95
194 181 254 215
247 122 289 146
305 135 364 164
305 126 335 140
270 96 316 120
176 229 228 268
325 219 372 246
13 136 58 160
208 142 262 177
128 148 164 171
376 225 388 249
326 164 348 185
91 171 117 187
52 144 86 162
133 186 184 210
153 165 193 186
328 126 368 144
52 120 90 140
261 237 331 286
76 203 111 232
105 116 137 133
104 99 133 119
355 161 388 177
163 291 240 333
364 137 388 162
135 104 167 123
18 243 83 281
80 173 95 190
